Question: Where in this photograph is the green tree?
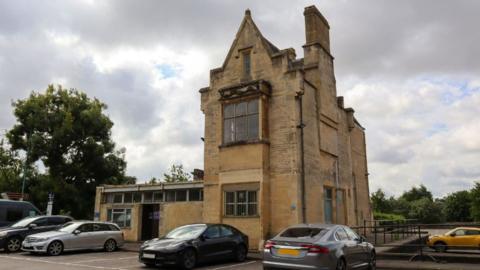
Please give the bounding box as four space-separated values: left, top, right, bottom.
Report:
0 139 23 193
6 85 130 218
471 182 480 221
164 164 191 182
400 184 433 202
371 189 393 213
408 197 445 223
443 190 472 222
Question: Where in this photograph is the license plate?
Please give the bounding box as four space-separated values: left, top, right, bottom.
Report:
277 248 300 256
142 253 155 259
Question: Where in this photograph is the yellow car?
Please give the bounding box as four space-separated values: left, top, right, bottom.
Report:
427 227 480 252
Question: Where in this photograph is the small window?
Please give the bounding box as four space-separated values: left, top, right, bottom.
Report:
280 228 325 238
95 224 111 231
324 187 333 223
153 192 163 202
143 192 153 203
124 193 133 203
176 190 187 201
223 99 259 144
189 189 202 201
107 208 132 228
224 190 258 217
133 193 142 203
454 229 466 236
466 230 480 236
79 223 94 232
166 190 176 202
243 51 251 76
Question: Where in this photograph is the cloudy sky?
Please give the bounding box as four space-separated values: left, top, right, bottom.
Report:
0 0 479 197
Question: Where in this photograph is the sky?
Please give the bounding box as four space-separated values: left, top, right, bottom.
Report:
0 0 479 198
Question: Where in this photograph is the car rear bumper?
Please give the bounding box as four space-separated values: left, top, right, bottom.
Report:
262 250 334 270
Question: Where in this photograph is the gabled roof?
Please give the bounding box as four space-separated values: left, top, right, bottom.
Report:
219 9 281 70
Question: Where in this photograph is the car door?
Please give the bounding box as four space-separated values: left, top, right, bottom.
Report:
71 223 96 250
26 217 50 236
92 223 109 248
336 227 361 267
344 226 369 264
448 229 469 249
198 225 226 261
219 225 237 256
465 230 480 248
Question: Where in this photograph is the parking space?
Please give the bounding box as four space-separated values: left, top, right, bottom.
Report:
0 250 262 270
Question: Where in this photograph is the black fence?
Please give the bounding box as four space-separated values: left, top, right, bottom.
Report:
350 220 480 262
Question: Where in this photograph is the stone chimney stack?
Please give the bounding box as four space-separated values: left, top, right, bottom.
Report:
304 5 330 53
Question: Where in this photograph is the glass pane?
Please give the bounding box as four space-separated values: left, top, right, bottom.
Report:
113 213 125 227
106 194 114 203
325 188 333 199
225 192 235 203
243 53 251 76
113 193 123 203
189 189 201 201
124 193 133 203
235 116 247 141
143 192 153 202
324 199 333 223
133 193 142 203
224 103 234 118
247 99 258 114
237 191 247 203
176 190 187 201
166 190 176 202
248 191 257 203
224 119 234 143
247 114 259 140
126 209 131 227
235 102 247 116
248 203 257 216
153 192 163 202
237 204 247 216
226 204 235 216
107 209 112 221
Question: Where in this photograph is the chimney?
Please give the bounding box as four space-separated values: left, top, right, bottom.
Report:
304 5 330 53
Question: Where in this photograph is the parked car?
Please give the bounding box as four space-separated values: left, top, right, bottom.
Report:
21 221 124 256
263 224 376 270
0 215 72 252
139 223 248 269
0 199 41 227
427 227 480 252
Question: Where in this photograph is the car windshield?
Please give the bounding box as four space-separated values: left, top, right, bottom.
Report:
57 222 80 233
11 217 38 228
165 225 207 240
280 227 327 239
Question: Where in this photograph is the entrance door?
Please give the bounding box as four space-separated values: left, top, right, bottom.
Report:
141 204 160 241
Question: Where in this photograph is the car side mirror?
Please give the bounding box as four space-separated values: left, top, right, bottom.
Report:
73 230 81 235
28 223 37 229
357 236 366 243
450 233 456 237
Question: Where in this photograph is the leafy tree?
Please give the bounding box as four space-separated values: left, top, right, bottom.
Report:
471 182 480 221
408 197 445 224
164 164 191 182
400 184 433 202
371 189 393 213
6 85 130 218
443 190 472 222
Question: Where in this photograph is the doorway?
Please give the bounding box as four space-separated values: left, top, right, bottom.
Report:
141 204 160 240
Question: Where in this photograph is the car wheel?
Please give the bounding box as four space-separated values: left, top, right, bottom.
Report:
368 252 376 270
143 263 155 267
235 244 247 262
336 257 346 270
47 241 63 256
104 239 117 252
434 242 447 253
6 236 22 252
180 248 196 270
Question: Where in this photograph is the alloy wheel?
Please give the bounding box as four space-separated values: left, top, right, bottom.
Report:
369 252 376 270
7 237 21 252
236 245 247 262
105 239 116 252
434 242 447 253
48 241 63 256
183 249 196 269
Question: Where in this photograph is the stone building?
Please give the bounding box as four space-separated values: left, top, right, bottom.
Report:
94 5 371 250
199 5 371 249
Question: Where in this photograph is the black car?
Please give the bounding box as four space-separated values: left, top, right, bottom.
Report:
139 223 249 269
0 215 72 252
0 199 41 227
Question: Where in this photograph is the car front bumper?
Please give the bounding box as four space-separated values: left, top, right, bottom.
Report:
139 249 180 266
21 240 49 253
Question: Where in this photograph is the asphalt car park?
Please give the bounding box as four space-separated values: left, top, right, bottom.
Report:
0 250 262 270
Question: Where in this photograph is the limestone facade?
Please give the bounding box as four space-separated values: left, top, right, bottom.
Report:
199 6 371 250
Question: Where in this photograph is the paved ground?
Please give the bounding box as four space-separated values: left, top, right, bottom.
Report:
0 250 261 270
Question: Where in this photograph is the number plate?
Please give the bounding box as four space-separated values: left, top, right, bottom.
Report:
277 248 300 256
142 253 155 259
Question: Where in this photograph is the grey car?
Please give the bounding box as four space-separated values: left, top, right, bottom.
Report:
263 224 375 270
21 221 124 256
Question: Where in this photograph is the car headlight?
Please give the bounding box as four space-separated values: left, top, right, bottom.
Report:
0 232 7 238
34 237 50 242
141 238 158 247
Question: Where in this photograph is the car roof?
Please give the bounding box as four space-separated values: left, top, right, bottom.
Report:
455 227 480 230
284 223 340 229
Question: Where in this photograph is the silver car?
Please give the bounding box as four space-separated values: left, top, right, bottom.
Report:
21 221 124 256
263 224 375 270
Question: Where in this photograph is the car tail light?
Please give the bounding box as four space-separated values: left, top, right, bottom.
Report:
301 244 329 254
264 240 276 249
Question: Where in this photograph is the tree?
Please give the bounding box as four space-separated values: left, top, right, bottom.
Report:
408 197 445 224
0 139 24 193
371 189 393 213
6 85 130 218
400 184 433 202
443 190 472 222
164 164 191 182
471 182 480 221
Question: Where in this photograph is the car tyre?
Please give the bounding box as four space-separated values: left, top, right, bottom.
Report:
104 239 117 252
368 251 376 270
143 263 155 268
180 248 197 270
434 242 447 253
235 244 247 262
336 257 346 270
5 236 22 252
47 241 63 256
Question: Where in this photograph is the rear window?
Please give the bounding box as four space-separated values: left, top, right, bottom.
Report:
280 228 326 238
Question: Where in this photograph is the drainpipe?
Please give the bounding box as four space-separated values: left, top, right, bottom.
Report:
295 91 306 224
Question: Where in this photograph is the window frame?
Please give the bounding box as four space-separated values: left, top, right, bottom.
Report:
107 208 132 228
223 99 260 144
223 190 258 217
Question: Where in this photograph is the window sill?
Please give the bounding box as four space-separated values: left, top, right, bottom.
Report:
223 215 260 219
219 139 269 148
